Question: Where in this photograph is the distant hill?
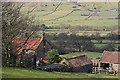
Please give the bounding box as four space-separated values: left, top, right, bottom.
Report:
20 2 118 30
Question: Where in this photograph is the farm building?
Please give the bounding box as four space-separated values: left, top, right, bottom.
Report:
12 36 42 67
112 28 120 35
98 51 120 74
91 58 100 73
16 50 36 67
12 36 51 67
60 55 93 73
12 36 42 54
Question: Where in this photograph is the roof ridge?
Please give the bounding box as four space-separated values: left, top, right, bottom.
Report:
66 54 86 60
100 51 106 61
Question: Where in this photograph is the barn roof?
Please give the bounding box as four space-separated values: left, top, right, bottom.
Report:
12 36 43 54
100 51 120 64
112 28 120 35
66 55 92 67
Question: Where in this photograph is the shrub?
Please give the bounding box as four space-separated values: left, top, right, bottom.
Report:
47 49 60 64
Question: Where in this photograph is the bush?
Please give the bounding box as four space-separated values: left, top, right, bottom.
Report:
47 49 61 64
38 64 72 72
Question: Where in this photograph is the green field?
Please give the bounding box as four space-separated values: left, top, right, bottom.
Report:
21 2 118 28
38 29 112 37
2 67 118 78
60 52 102 59
19 2 119 38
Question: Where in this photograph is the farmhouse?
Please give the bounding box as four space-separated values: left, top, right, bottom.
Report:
98 51 120 74
13 36 51 67
12 36 41 67
60 55 93 73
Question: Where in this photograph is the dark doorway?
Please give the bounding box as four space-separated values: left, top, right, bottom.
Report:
101 63 109 69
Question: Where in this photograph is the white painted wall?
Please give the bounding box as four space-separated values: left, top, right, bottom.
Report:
112 63 120 72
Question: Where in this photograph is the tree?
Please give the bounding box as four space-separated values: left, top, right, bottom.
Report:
46 49 61 64
2 2 35 67
57 33 68 53
103 43 116 51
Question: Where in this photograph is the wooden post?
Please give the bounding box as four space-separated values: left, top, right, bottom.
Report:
109 63 113 74
98 62 101 74
95 67 96 74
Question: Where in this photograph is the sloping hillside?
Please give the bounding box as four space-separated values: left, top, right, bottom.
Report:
20 2 118 28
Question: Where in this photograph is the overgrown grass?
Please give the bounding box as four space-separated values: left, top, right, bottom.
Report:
2 67 118 78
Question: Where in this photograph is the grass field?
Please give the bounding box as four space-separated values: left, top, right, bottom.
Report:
19 2 119 38
20 2 118 27
39 29 112 37
2 67 118 78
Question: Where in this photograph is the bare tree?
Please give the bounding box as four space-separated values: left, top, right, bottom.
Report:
2 2 35 67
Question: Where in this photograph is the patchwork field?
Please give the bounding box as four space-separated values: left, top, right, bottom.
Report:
37 29 113 37
20 2 118 28
2 67 118 78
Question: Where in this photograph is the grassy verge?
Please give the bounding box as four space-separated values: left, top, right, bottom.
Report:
2 67 118 78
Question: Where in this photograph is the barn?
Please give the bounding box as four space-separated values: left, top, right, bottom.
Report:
99 51 120 74
12 36 49 67
12 36 42 67
60 55 93 73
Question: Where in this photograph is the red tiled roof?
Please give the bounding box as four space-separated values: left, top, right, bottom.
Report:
12 36 43 54
100 51 120 64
